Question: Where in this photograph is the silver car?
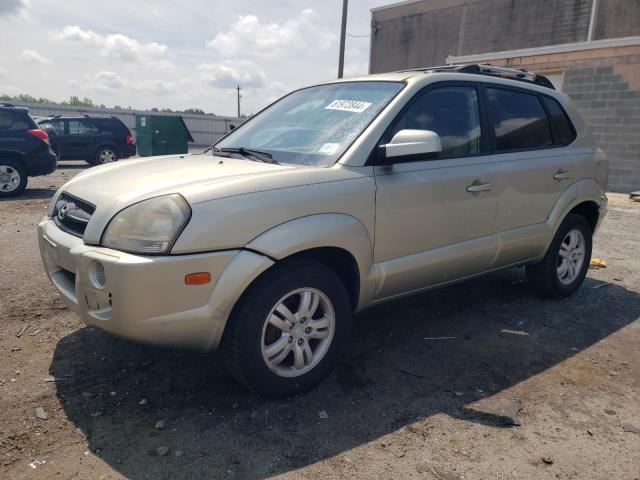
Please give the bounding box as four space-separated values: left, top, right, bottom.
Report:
38 65 608 397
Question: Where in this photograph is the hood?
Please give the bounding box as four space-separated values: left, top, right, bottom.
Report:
51 153 300 243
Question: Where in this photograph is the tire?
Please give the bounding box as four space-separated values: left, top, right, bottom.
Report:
0 159 28 198
88 146 119 165
526 214 593 298
221 258 352 397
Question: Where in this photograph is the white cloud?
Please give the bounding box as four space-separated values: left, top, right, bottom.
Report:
19 49 52 65
207 9 335 57
57 25 168 62
0 85 22 95
0 67 6 78
0 0 26 16
69 70 177 96
139 79 178 95
198 60 266 89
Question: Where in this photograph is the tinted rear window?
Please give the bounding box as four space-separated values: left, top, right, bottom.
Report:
487 88 553 151
0 110 36 131
92 118 128 133
543 96 576 145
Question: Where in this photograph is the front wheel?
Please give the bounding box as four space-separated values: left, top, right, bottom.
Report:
88 146 119 165
222 259 352 397
0 159 28 198
526 214 593 298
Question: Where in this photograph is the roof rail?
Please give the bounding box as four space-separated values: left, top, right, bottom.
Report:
400 63 556 90
0 102 16 107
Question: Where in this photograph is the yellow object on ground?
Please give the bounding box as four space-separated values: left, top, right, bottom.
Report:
590 258 607 268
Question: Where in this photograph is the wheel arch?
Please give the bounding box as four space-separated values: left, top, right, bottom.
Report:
246 213 374 310
0 150 26 162
96 143 119 157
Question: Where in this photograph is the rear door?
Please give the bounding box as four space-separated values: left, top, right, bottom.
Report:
484 86 577 267
65 119 100 159
373 83 500 299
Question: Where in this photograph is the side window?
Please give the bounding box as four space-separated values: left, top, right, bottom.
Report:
389 86 481 158
48 120 65 135
68 119 98 135
543 96 576 145
0 112 13 130
487 88 553 151
10 118 31 130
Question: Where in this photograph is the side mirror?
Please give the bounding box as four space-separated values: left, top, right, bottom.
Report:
380 129 442 163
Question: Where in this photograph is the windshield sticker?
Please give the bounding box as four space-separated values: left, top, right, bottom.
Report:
319 143 340 155
325 99 372 113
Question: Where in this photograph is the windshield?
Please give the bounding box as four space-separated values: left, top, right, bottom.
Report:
214 81 404 167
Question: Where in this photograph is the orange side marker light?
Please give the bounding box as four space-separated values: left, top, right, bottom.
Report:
185 272 211 285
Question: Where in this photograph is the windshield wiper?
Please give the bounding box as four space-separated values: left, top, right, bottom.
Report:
217 147 280 164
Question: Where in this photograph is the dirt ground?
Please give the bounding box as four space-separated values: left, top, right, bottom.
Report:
1 161 639 480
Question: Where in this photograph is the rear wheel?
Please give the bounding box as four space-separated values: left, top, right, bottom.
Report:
526 214 592 298
222 258 352 397
88 146 118 165
0 159 27 198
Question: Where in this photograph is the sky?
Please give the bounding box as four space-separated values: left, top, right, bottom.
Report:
0 0 393 116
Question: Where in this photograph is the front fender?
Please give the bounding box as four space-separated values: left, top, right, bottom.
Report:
246 213 374 309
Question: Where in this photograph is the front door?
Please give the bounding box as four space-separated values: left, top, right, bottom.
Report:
373 84 500 300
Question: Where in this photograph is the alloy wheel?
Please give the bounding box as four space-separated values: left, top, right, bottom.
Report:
557 229 585 285
99 149 116 163
260 288 335 378
0 165 21 192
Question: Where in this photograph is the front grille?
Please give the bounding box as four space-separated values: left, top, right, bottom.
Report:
53 192 95 237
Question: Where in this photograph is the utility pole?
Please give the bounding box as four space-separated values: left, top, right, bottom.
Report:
338 0 348 78
236 85 241 117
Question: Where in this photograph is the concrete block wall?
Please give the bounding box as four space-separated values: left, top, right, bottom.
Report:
564 66 640 191
469 45 640 192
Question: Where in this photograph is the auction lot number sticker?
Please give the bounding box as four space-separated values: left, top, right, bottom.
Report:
325 100 372 113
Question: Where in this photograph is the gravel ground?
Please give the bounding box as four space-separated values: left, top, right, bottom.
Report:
1 161 639 480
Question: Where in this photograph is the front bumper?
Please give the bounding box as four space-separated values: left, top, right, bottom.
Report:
37 218 273 350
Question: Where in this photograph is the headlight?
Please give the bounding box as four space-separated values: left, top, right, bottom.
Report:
102 194 191 254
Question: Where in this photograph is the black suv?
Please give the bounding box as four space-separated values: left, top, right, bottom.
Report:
0 103 57 198
37 116 136 165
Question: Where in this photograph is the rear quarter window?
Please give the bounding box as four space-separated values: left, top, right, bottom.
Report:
542 96 576 145
0 111 13 130
92 118 128 133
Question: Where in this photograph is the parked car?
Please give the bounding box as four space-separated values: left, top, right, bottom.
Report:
38 65 609 397
0 103 57 197
36 115 136 165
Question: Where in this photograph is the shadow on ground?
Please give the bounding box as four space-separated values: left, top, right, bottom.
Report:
50 268 640 479
0 188 56 202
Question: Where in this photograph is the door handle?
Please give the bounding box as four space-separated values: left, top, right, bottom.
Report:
553 170 572 180
466 181 493 193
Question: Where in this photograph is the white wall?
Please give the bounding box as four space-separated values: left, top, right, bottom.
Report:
14 102 244 147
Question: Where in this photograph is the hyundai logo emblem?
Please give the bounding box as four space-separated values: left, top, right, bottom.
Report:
57 203 69 221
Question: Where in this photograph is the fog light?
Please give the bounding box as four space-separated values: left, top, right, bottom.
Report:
91 261 106 288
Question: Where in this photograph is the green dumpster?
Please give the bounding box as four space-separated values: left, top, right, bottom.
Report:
135 114 194 156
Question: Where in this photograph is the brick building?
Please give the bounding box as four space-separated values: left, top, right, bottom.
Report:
369 0 640 192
